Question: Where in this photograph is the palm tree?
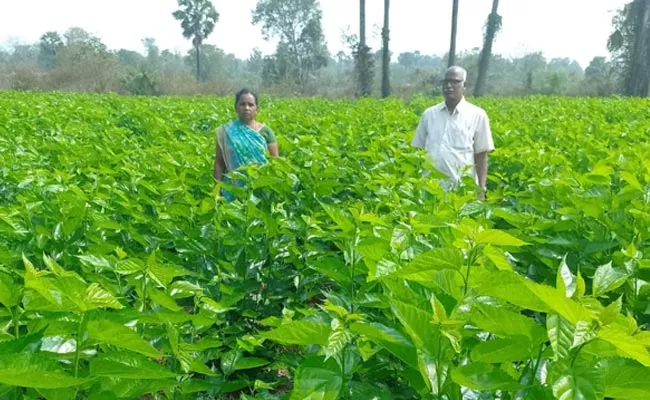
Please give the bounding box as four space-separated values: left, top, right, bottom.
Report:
172 0 219 81
381 0 391 97
448 0 459 67
475 0 501 97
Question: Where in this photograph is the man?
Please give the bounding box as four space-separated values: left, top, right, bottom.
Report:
412 66 495 199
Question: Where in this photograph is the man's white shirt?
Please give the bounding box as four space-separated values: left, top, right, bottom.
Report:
411 98 495 190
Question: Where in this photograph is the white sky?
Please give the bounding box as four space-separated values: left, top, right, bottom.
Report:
0 0 628 68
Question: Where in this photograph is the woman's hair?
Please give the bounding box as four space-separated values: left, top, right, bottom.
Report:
235 88 259 107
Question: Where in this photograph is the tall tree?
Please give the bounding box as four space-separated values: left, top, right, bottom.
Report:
38 31 63 70
448 0 460 67
172 0 219 81
474 0 501 96
355 0 373 96
252 0 328 87
608 0 650 96
381 0 391 97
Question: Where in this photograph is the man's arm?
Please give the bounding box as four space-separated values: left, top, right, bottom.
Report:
473 111 495 199
412 110 429 149
474 151 488 191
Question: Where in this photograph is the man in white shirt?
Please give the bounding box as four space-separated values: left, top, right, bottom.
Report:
412 66 495 199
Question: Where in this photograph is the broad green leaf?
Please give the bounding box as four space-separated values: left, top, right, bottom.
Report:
0 330 44 354
147 286 181 311
547 314 574 360
168 280 204 298
471 336 534 363
325 320 353 359
602 358 650 400
87 319 160 357
309 256 352 285
350 322 418 369
592 262 629 297
89 351 178 379
234 357 270 371
472 303 546 344
0 272 21 308
260 320 331 346
482 244 512 270
557 255 576 298
114 259 145 275
551 362 604 400
85 283 123 310
76 255 112 270
388 248 463 282
0 353 93 389
390 298 440 357
451 363 520 391
598 326 650 367
290 356 343 400
475 229 528 247
599 297 623 326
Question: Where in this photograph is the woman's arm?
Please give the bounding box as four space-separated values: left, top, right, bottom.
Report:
214 130 225 181
268 143 279 157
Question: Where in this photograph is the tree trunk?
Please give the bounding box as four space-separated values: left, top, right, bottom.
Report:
359 0 371 96
381 0 390 98
448 0 459 67
475 0 499 97
626 0 650 96
195 44 201 81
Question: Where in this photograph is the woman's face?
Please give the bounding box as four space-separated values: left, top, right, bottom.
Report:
236 93 258 122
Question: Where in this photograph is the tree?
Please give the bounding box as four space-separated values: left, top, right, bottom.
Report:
608 0 650 96
381 0 390 97
355 0 373 96
448 0 460 67
252 0 328 87
584 56 616 96
39 32 63 70
172 0 219 81
474 0 501 97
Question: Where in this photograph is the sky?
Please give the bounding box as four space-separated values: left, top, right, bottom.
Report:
0 0 629 68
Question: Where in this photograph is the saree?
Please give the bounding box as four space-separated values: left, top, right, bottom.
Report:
217 120 269 202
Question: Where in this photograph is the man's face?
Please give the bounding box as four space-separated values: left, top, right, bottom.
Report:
442 70 466 103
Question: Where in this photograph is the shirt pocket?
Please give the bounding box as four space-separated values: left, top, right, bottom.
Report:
444 125 473 151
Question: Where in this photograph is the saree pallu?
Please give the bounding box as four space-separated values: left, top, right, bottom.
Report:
217 120 268 202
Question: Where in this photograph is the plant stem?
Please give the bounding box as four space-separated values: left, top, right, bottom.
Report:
11 306 19 338
74 312 87 378
462 246 477 295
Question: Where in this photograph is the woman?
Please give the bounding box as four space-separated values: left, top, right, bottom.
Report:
214 89 279 202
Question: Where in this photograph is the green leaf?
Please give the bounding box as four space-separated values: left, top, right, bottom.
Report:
475 229 528 247
602 358 650 400
290 356 343 400
260 320 331 346
309 256 352 285
234 357 270 371
389 248 463 282
390 298 440 357
325 320 353 359
451 363 520 391
0 272 21 308
168 280 204 298
471 336 534 363
548 314 575 360
89 351 178 379
599 297 622 326
85 283 123 309
0 353 93 388
472 303 546 344
350 322 418 369
598 326 650 367
557 255 576 298
87 319 160 357
592 262 629 297
482 244 512 270
147 286 181 311
552 362 604 400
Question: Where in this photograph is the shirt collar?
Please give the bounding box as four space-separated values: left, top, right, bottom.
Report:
441 97 466 115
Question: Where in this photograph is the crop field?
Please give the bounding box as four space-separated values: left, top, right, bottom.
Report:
0 92 649 400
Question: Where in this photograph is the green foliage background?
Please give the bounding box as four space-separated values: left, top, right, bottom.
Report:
0 92 649 399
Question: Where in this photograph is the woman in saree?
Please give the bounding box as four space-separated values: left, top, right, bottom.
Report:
214 89 279 202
